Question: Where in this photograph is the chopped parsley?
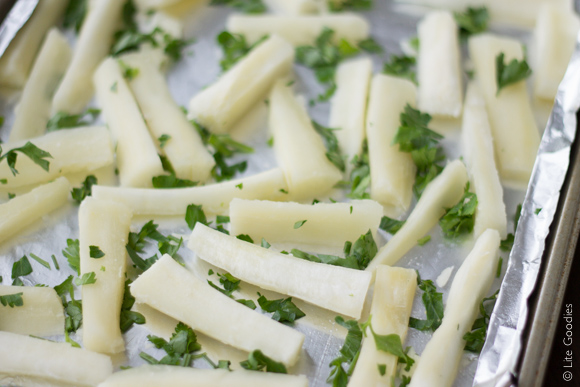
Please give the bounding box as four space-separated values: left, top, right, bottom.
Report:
89 245 105 259
0 292 23 308
216 31 268 71
235 183 243 190
296 27 360 102
535 208 542 215
210 0 266 13
236 234 254 243
241 350 287 373
379 216 405 235
207 270 256 309
347 141 371 199
454 6 489 40
463 290 499 353
439 183 478 239
393 104 445 197
29 253 50 269
417 235 431 245
292 229 377 270
0 142 52 176
74 272 97 286
383 55 417 85
495 52 532 96
158 134 171 149
409 273 444 331
125 220 183 271
140 322 202 366
118 60 139 80
12 256 33 285
152 175 198 188
378 364 386 376
185 204 209 230
257 293 305 325
62 239 81 275
261 238 271 248
312 120 345 172
358 37 383 53
368 321 414 371
293 220 307 229
46 108 100 132
63 0 88 33
54 275 83 341
216 215 230 224
500 204 522 252
71 175 97 204
327 316 363 385
51 255 60 270
120 279 146 332
329 0 372 12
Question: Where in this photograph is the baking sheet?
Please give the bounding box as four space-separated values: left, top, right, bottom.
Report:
0 1 576 386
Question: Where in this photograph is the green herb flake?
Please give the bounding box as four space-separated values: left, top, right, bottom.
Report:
454 6 489 40
257 293 305 325
140 322 202 366
216 31 267 71
152 175 198 189
12 256 33 280
47 108 100 132
495 52 532 96
241 350 287 373
51 255 60 270
185 204 209 230
267 136 274 147
71 175 98 204
294 220 307 229
358 37 383 53
496 257 503 278
312 120 345 172
279 188 288 194
261 238 271 249
118 60 140 80
89 245 105 259
379 216 406 235
0 292 24 308
377 363 387 376
535 208 542 215
74 272 97 286
158 134 171 148
417 235 431 246
62 239 81 275
29 253 50 270
327 316 363 385
463 291 499 353
370 324 414 371
210 0 267 14
111 82 118 92
120 279 146 332
439 183 478 238
63 0 88 33
329 0 372 12
409 275 444 332
216 215 230 224
236 234 254 244
235 183 243 190
383 55 417 84
0 142 52 176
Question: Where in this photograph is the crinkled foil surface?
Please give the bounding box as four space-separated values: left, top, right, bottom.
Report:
0 0 37 57
0 1 577 387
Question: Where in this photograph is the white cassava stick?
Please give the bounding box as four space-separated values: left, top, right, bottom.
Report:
348 266 417 385
188 223 372 318
270 80 342 200
121 53 215 182
94 57 165 188
229 198 382 250
9 28 72 142
0 331 113 386
366 74 417 217
97 366 309 387
79 198 133 354
189 34 294 134
417 11 462 117
0 0 68 88
468 34 540 186
0 126 114 189
130 255 304 366
366 160 468 271
409 229 500 387
264 0 323 15
227 14 369 46
0 285 64 337
52 0 125 114
394 0 572 28
0 177 70 246
92 168 289 216
533 3 580 100
329 57 372 176
461 83 507 239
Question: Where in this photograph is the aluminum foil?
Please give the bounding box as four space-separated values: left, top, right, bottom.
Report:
0 1 576 387
0 0 37 57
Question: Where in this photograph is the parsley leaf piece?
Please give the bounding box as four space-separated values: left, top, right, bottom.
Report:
241 350 287 373
383 55 417 84
141 322 202 366
29 253 50 269
12 256 33 280
393 104 445 197
63 0 88 33
71 175 98 204
358 37 383 53
152 175 198 188
294 220 307 229
0 292 23 308
216 31 268 71
51 255 60 270
118 60 139 80
327 316 363 385
158 134 171 148
379 216 405 235
257 293 305 325
347 141 371 199
236 234 254 243
216 215 230 224
208 271 241 297
454 6 489 40
500 233 515 252
185 204 209 230
312 120 345 172
463 290 499 353
46 108 100 132
378 363 387 376
417 235 431 246
89 245 105 259
0 142 52 176
210 0 267 13
261 238 271 249
409 277 444 332
439 183 478 239
120 279 146 332
62 239 81 275
329 0 372 12
495 52 532 96
370 326 414 371
74 272 97 286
